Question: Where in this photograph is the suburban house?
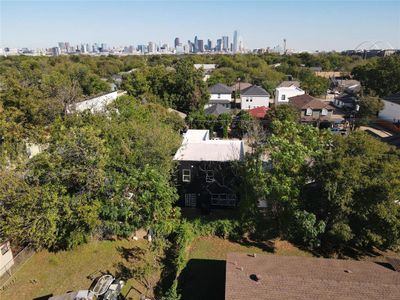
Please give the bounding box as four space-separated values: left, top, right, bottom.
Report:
333 93 358 110
379 92 400 123
289 94 334 124
206 84 233 109
194 64 217 81
0 239 14 277
231 82 252 108
173 130 245 210
240 85 271 109
274 81 305 105
330 78 361 94
225 253 400 300
66 91 121 114
204 104 232 116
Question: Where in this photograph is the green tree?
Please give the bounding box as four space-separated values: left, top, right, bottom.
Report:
353 55 400 97
305 132 400 252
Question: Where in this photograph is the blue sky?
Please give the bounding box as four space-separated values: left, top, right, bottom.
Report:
1 0 399 51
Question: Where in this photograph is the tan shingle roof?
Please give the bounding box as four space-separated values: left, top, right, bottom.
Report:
225 253 400 300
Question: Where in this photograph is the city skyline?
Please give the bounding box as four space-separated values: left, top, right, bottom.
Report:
1 1 400 51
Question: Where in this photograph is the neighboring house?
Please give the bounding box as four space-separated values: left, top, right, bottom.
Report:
315 71 350 79
240 85 271 109
194 64 216 72
194 64 217 81
173 130 245 209
231 82 253 93
0 239 14 277
206 84 233 109
333 93 358 110
289 94 334 123
331 78 361 94
275 81 305 105
204 104 232 116
66 91 120 114
379 92 400 123
225 253 400 300
248 106 269 119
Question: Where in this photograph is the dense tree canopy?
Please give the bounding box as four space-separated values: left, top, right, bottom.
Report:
353 55 400 97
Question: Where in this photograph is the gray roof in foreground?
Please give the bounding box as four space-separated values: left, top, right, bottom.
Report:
241 85 270 96
209 83 232 94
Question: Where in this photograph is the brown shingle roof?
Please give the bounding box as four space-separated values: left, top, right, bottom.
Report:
225 253 400 300
289 94 334 110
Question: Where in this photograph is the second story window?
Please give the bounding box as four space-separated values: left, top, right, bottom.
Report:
281 95 286 100
182 169 191 182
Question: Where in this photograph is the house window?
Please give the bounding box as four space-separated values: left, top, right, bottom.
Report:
206 170 214 182
306 108 312 116
281 95 286 100
185 194 197 207
218 93 221 99
182 169 191 182
321 108 328 116
250 98 253 102
1 244 9 255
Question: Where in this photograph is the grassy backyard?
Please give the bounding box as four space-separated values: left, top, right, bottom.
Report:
0 239 154 300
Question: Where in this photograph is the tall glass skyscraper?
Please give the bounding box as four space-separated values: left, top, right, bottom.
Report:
233 30 238 53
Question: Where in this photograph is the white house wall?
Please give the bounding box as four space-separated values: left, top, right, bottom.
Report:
0 241 14 276
241 96 270 109
379 100 400 122
210 93 232 102
67 91 118 114
275 87 305 105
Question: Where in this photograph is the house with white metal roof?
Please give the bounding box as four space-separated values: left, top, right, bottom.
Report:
173 130 244 210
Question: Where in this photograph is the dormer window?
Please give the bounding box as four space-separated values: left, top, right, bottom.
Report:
306 108 312 116
321 108 328 116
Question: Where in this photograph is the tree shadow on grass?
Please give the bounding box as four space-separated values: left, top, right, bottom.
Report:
116 246 146 262
177 259 226 300
233 236 275 253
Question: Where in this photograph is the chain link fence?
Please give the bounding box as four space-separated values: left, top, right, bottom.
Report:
0 246 35 291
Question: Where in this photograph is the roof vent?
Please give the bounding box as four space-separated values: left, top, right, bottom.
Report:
250 274 262 282
386 257 400 272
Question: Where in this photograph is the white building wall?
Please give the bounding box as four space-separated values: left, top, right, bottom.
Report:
0 241 14 276
209 93 232 102
67 91 118 114
379 100 400 122
241 96 270 109
275 87 305 105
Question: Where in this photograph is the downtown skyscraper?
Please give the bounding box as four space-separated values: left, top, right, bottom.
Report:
233 30 238 53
